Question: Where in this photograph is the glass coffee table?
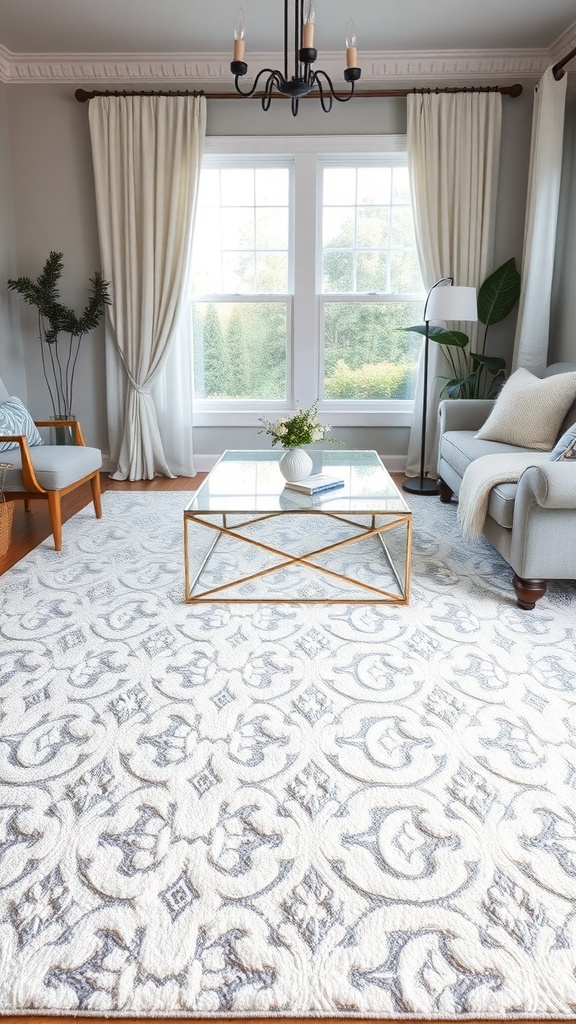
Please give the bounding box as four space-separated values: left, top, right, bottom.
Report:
184 450 412 604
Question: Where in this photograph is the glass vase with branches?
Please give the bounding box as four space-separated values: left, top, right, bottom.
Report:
8 251 111 419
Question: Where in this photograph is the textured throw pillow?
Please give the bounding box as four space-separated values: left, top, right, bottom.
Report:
475 368 576 451
549 423 576 461
0 396 44 453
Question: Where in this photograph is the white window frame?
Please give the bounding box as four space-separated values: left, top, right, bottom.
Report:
192 136 421 429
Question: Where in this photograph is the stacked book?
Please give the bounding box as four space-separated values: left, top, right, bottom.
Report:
284 474 345 495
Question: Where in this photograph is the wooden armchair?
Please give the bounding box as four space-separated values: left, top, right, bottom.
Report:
0 418 102 551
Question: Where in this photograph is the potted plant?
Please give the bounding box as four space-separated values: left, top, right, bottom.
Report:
259 401 341 481
7 252 111 427
404 258 521 399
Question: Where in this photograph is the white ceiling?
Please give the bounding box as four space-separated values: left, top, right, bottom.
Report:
0 0 575 57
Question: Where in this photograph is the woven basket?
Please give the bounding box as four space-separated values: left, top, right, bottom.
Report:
0 499 14 556
0 462 14 556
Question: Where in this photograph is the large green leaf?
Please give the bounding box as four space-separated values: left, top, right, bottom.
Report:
440 374 476 398
402 325 469 348
477 257 521 327
470 353 507 372
428 328 469 349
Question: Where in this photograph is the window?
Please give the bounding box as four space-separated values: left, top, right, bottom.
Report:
189 137 424 426
321 160 423 402
190 159 292 401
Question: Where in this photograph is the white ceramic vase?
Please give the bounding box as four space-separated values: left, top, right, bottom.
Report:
278 447 313 482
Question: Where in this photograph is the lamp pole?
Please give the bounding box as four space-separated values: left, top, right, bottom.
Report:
402 277 453 496
403 278 478 496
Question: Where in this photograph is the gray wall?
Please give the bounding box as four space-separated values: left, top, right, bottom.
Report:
0 83 26 397
2 76 570 465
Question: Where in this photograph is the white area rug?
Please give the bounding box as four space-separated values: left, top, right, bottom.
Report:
0 490 575 1018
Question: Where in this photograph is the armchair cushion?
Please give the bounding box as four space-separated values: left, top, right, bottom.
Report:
0 397 44 453
475 367 576 450
0 445 102 491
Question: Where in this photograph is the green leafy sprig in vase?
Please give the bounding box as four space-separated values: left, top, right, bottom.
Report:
260 402 341 482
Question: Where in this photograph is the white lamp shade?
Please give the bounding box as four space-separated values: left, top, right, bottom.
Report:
425 284 478 322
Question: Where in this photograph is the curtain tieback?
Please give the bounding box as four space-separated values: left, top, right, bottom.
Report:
127 376 152 397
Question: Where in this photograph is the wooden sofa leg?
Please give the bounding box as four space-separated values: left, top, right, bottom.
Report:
513 574 547 610
90 472 103 518
24 499 31 512
47 491 63 551
438 478 454 503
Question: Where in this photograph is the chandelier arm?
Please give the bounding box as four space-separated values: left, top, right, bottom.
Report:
262 74 279 112
312 69 356 104
234 67 280 100
310 71 333 113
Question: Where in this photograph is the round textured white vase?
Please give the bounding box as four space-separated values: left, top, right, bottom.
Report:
278 447 313 482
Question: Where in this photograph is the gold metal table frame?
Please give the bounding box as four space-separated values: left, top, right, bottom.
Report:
184 451 412 605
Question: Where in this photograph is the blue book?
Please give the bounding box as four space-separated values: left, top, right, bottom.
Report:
284 474 345 495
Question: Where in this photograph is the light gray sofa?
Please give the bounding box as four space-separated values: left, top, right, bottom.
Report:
437 362 576 609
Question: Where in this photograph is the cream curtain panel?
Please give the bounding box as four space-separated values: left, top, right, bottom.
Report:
89 95 206 480
512 67 567 375
405 91 502 478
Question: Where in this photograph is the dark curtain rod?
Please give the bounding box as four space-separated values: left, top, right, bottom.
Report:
75 84 523 103
553 44 576 80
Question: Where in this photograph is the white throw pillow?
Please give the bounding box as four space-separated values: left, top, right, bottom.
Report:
475 368 576 451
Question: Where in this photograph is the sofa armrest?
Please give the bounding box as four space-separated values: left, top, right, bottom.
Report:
518 462 576 509
438 399 495 433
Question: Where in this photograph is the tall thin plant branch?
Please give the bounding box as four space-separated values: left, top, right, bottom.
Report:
51 336 67 417
38 312 58 418
67 334 84 416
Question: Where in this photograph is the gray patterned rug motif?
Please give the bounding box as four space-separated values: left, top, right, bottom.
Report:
0 491 575 1018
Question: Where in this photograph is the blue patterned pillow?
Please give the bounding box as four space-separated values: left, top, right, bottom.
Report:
0 397 44 452
549 422 576 461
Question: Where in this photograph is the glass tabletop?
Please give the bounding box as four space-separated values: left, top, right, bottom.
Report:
185 450 411 515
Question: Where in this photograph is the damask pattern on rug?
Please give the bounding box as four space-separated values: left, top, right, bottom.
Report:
0 491 575 1017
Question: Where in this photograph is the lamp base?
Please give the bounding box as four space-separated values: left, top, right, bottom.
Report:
402 477 440 496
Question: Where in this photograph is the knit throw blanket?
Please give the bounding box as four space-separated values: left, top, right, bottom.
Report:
457 451 549 541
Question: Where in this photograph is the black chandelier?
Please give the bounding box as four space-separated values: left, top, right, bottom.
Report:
230 0 361 116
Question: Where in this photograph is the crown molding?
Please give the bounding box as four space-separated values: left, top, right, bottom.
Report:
0 43 565 87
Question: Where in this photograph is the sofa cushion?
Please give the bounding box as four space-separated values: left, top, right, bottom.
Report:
475 367 576 450
440 430 532 480
0 445 101 491
0 396 44 453
549 423 576 461
439 430 533 529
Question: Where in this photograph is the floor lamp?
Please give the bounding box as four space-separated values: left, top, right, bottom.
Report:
403 277 478 496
